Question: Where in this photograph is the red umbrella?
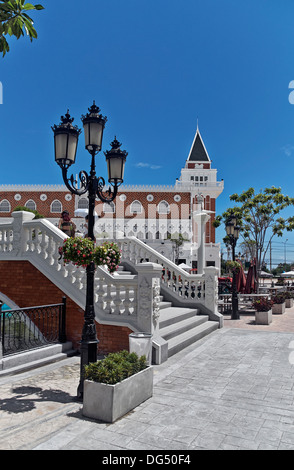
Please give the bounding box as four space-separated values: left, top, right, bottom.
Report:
245 259 257 294
235 259 246 293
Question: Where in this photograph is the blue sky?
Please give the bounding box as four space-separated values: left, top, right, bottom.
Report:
1 0 294 264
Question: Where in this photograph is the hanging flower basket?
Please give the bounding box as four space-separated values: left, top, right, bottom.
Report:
59 237 95 268
59 237 121 272
226 261 241 274
94 242 121 273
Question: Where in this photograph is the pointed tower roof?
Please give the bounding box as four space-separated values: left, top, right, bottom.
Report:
187 126 210 162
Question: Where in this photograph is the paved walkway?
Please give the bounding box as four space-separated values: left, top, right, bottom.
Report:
1 307 294 450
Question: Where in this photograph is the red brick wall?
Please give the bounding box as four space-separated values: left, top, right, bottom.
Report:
0 260 131 354
0 191 75 218
95 191 191 220
0 188 216 243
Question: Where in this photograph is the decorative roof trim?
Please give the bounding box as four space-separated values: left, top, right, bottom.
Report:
0 184 68 192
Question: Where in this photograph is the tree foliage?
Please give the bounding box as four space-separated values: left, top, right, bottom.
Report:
166 232 189 264
0 0 44 57
213 186 294 277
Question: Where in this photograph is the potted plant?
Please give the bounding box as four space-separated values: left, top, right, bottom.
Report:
283 291 294 308
271 293 286 314
252 297 273 325
82 350 153 423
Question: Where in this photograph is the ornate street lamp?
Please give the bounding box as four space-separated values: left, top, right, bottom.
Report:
52 101 127 398
225 216 240 320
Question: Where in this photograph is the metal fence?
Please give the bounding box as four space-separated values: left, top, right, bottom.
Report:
0 297 67 356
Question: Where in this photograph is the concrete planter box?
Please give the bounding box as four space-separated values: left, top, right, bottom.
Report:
82 366 153 423
286 298 294 308
255 309 272 325
272 302 285 314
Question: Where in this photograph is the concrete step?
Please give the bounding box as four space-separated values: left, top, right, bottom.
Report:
166 320 219 357
159 306 199 328
160 314 209 340
157 298 218 358
0 342 77 377
159 301 173 310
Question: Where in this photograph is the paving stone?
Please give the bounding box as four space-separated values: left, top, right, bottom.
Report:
1 313 294 450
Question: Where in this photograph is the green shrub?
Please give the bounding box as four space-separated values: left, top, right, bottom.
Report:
84 350 148 385
13 205 44 219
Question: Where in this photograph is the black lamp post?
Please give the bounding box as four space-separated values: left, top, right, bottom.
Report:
225 216 240 320
52 101 127 398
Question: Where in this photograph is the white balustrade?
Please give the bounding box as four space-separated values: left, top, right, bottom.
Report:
0 212 221 336
117 237 206 304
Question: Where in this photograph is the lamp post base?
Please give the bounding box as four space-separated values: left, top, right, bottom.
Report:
231 310 240 320
77 340 99 399
231 296 239 320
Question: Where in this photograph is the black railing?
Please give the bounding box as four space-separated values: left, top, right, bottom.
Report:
0 297 67 356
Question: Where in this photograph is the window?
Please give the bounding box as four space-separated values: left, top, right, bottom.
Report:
78 197 88 209
103 202 115 213
25 199 36 211
51 200 62 213
130 200 142 214
158 200 170 214
0 199 10 212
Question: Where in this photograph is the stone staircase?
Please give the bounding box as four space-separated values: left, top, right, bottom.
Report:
158 297 218 357
0 341 77 377
117 265 219 358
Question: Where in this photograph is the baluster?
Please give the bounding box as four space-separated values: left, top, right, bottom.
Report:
176 274 181 297
130 286 137 315
74 266 84 290
113 286 122 315
40 230 48 259
123 285 131 315
27 227 34 252
0 228 5 252
34 227 42 254
66 262 76 284
104 283 113 313
96 275 105 310
47 235 55 266
52 238 62 271
129 241 136 264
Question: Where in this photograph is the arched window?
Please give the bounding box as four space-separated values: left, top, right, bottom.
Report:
78 197 88 209
158 200 170 214
25 199 36 211
130 200 143 214
50 199 62 213
0 199 10 213
103 202 115 213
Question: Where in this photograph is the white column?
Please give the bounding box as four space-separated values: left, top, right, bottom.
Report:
192 210 211 274
135 262 168 364
11 210 35 256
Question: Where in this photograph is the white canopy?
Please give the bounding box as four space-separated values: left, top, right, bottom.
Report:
259 271 273 278
74 209 88 217
280 271 294 277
